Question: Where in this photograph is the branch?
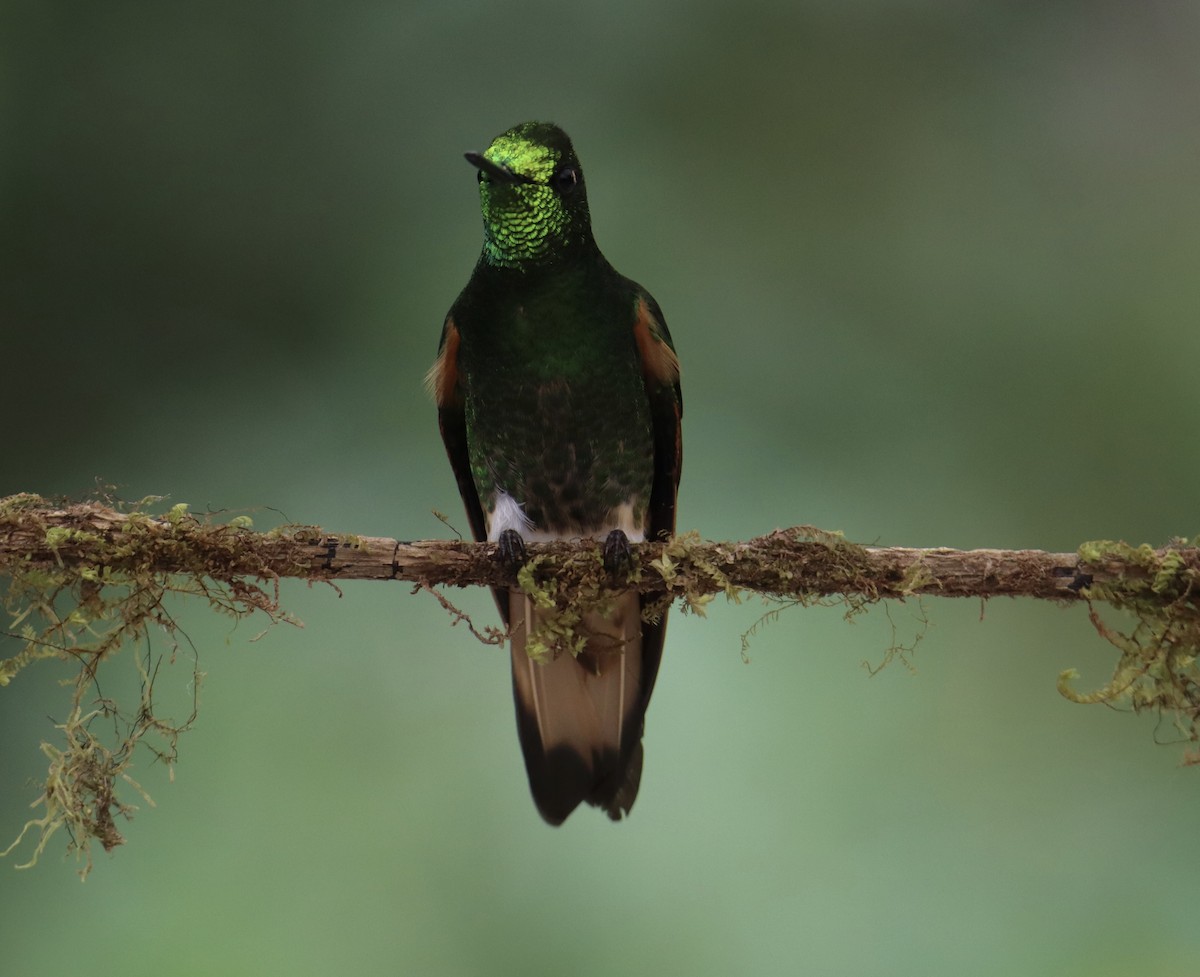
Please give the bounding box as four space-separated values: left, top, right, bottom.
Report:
0 495 1142 600
2 492 1198 875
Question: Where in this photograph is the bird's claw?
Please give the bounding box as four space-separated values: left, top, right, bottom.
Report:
496 529 528 571
602 529 635 579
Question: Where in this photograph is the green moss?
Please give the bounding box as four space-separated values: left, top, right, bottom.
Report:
897 561 936 596
44 526 104 552
512 543 625 662
653 530 738 615
1064 538 1200 763
0 492 296 877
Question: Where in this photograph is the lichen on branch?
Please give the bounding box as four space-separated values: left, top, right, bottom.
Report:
2 491 1200 873
0 492 302 876
1059 538 1200 763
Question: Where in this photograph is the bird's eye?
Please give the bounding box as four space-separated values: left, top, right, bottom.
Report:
551 166 579 194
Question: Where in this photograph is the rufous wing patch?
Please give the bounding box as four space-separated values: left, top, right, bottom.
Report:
632 297 680 388
425 318 462 406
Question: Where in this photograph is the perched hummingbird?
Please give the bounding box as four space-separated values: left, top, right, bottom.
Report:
428 122 682 824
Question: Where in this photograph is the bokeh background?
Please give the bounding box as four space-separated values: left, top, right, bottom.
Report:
4 2 1200 975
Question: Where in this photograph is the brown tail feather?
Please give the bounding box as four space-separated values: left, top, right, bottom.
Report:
508 589 657 824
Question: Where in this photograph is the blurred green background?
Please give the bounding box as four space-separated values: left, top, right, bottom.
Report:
4 2 1200 974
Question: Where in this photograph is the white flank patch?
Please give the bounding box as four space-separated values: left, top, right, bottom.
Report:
488 491 648 543
487 491 535 542
607 501 646 543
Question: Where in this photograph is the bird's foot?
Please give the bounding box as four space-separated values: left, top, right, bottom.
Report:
495 528 528 571
602 529 635 579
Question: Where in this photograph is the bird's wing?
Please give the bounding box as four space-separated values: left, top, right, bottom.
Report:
428 315 507 623
629 290 683 705
632 291 683 543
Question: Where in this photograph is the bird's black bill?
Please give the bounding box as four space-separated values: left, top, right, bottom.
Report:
464 151 535 184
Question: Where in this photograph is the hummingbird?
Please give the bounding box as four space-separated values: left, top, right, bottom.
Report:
427 121 682 824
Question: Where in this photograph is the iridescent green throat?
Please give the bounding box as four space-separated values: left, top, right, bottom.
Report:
479 182 576 267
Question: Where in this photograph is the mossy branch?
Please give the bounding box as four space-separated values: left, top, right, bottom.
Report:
0 495 1131 600
2 492 1199 875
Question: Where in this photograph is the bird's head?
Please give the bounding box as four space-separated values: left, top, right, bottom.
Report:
465 121 595 268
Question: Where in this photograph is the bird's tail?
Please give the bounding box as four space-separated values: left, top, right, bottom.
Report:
508 588 646 825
